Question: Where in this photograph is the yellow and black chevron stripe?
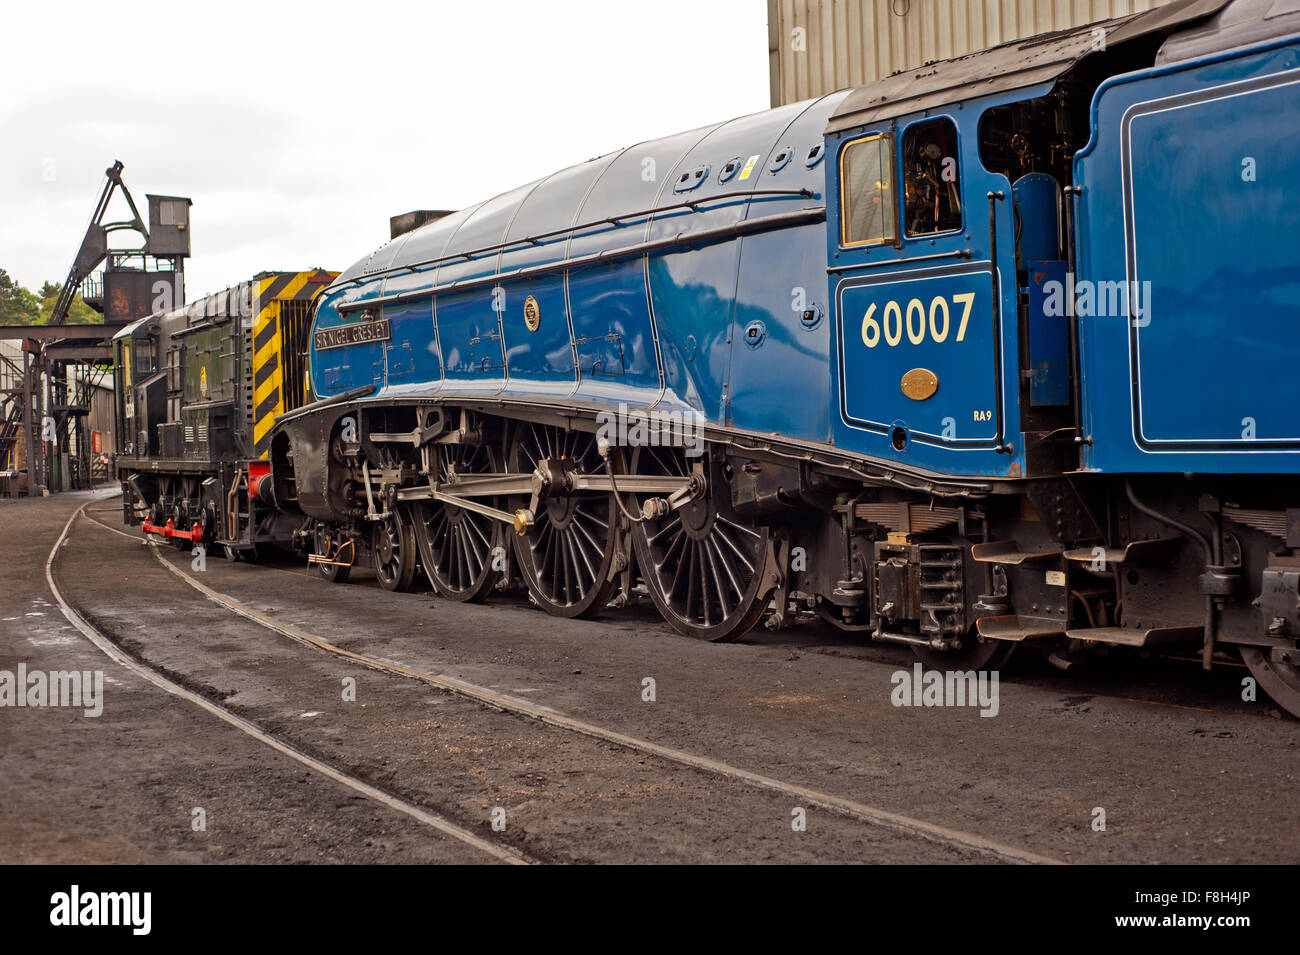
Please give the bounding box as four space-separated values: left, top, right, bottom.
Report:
251 269 337 457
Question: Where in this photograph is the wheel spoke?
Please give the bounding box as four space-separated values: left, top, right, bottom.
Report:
569 527 599 585
463 517 488 572
567 533 584 601
713 521 758 576
709 537 743 609
575 500 608 531
647 513 682 546
698 540 713 625
659 526 685 575
717 515 762 541
681 539 699 620
570 510 606 560
455 524 474 587
429 510 448 550
559 533 575 603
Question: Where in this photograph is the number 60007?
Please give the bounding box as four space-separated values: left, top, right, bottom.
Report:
861 292 976 348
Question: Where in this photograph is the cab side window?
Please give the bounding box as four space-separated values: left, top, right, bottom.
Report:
903 118 962 236
840 134 897 247
134 338 156 376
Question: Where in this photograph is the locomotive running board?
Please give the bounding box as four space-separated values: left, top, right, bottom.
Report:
1061 537 1182 567
1064 625 1201 648
975 615 1064 642
971 541 1065 565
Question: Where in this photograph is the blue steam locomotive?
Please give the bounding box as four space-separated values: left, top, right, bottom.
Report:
265 0 1300 715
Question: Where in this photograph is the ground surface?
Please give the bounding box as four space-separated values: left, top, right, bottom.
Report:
2 489 1296 864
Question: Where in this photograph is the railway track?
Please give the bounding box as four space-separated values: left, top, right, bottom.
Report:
82 505 1261 720
48 501 534 866
71 499 1061 865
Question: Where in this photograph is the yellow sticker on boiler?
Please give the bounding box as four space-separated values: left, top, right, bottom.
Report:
738 155 760 180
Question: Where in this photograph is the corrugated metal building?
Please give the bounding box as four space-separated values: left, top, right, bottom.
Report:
767 0 1176 105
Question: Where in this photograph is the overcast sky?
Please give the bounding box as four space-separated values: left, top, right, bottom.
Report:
0 0 770 299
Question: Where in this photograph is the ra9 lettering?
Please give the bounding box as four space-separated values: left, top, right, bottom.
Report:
861 292 975 348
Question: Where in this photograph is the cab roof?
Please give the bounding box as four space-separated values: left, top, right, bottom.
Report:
825 0 1229 134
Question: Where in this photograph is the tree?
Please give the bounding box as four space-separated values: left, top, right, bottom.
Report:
38 281 99 325
0 269 40 325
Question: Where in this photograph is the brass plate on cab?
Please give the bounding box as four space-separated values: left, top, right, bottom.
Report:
900 367 938 401
523 295 541 332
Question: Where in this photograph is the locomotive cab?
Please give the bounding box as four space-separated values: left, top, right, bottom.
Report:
111 315 162 459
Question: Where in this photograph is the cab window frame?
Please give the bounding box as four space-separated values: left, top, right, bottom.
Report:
838 131 899 249
900 115 964 241
133 336 156 377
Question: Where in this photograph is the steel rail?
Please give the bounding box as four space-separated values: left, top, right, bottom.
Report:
49 499 531 866
87 506 1064 865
